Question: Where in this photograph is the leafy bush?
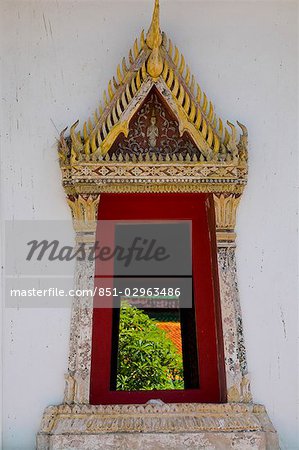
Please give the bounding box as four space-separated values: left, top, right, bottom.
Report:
116 302 184 391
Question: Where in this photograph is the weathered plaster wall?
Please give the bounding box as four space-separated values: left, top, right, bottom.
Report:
0 1 298 449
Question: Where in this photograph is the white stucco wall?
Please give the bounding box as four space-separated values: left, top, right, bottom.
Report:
1 1 298 449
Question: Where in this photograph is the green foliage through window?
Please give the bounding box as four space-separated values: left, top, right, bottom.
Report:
116 302 184 391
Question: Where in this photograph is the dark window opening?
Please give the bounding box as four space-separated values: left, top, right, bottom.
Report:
109 222 199 392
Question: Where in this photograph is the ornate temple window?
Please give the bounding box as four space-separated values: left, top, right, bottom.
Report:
37 1 279 448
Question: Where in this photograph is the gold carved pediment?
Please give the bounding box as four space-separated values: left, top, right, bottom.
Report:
58 1 248 175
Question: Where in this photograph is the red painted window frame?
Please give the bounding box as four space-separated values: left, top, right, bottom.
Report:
90 193 226 404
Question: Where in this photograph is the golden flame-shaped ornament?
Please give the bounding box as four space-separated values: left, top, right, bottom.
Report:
146 0 163 78
147 47 163 78
146 0 162 49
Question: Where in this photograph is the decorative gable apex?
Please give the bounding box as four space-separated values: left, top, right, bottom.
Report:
58 0 248 168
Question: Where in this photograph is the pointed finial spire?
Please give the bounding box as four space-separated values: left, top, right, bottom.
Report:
146 0 163 78
146 0 162 50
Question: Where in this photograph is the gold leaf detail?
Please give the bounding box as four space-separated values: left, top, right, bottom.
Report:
178 84 185 105
207 126 213 146
129 48 134 65
196 84 202 104
117 64 123 84
146 0 162 50
113 76 119 90
207 101 214 122
108 80 114 100
202 93 208 113
122 57 128 76
194 108 202 129
201 119 208 138
97 130 102 145
135 70 142 89
102 123 108 139
179 54 185 75
213 134 220 152
133 38 139 59
121 90 128 109
184 92 190 113
131 77 137 96
107 113 113 131
174 46 179 66
172 76 179 97
112 106 118 124
166 67 174 88
91 133 97 153
147 48 163 78
185 66 191 86
141 62 147 80
116 99 122 117
140 30 145 48
189 102 196 122
125 83 132 102
162 60 169 80
84 139 90 155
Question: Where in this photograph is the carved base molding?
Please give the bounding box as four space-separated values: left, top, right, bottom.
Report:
37 402 279 450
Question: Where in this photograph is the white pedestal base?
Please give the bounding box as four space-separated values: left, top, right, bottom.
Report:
37 403 279 450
